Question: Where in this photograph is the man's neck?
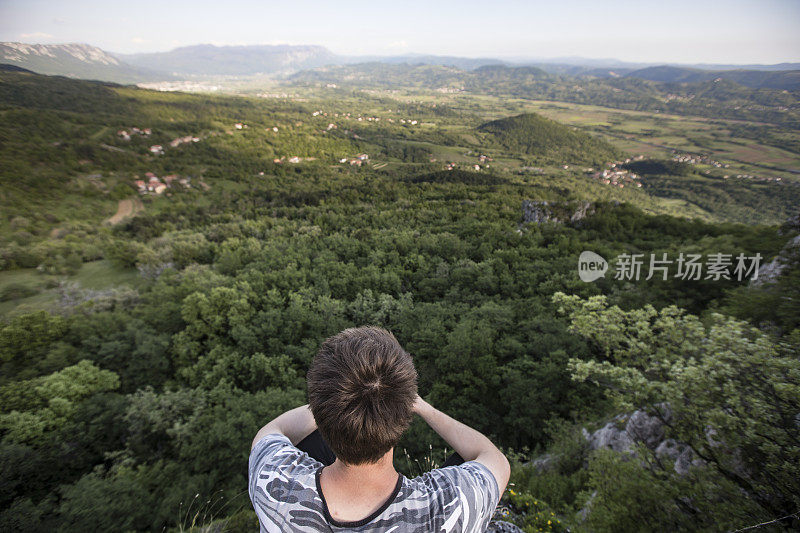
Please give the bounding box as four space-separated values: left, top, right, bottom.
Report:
324 449 398 490
319 449 400 522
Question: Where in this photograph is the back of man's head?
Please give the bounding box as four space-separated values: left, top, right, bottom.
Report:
307 326 417 465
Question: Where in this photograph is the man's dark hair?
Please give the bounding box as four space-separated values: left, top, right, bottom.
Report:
307 326 418 465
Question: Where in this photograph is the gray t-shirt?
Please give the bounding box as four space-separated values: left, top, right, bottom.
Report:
248 434 500 532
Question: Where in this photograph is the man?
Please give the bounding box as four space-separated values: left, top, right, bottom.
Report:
249 326 510 532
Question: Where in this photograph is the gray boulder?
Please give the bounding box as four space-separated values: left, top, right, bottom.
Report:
487 520 525 533
583 406 699 475
753 234 800 286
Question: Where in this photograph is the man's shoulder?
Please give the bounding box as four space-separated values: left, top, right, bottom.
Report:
249 434 329 531
250 433 293 460
399 462 501 532
249 433 322 477
409 461 499 507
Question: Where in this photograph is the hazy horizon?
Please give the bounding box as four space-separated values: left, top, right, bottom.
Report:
1 0 799 65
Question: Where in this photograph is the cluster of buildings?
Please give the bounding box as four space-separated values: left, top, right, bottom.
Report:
338 153 370 166
134 172 191 194
518 166 545 174
441 162 483 172
309 110 425 128
270 152 371 166
170 135 201 148
147 132 203 155
727 173 783 183
255 92 296 98
138 81 222 92
272 156 318 164
588 161 643 188
667 153 785 183
672 153 728 168
117 127 151 141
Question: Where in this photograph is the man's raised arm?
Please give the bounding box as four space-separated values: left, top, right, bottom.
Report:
251 404 317 450
413 396 510 493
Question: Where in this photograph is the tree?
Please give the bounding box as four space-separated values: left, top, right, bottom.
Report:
0 312 68 381
0 361 120 444
554 292 800 528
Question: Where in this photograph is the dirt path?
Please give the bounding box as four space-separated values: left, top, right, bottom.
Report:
105 197 143 225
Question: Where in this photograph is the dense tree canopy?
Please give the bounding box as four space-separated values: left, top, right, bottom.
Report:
0 69 798 532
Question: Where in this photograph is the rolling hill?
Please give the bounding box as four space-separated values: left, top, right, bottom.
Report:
477 112 620 164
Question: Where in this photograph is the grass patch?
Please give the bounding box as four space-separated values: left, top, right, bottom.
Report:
0 260 141 317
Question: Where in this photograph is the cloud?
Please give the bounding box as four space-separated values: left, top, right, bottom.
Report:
19 32 55 40
131 37 149 44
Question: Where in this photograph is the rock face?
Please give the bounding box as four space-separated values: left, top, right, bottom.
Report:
655 439 696 475
1 42 120 65
521 200 553 224
521 200 596 225
753 234 800 286
0 42 168 83
582 407 702 475
529 453 557 473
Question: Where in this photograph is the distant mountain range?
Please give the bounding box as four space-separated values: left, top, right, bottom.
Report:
633 65 800 90
1 41 798 91
117 44 337 76
0 42 172 83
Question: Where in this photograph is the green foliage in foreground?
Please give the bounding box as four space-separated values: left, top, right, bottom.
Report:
505 294 800 532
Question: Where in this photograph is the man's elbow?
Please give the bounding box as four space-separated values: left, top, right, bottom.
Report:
496 450 511 491
493 450 511 495
476 447 511 493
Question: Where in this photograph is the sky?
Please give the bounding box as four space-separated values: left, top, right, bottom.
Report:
1 0 799 64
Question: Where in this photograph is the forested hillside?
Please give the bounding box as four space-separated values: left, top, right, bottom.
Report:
289 63 800 128
0 70 798 532
477 113 620 165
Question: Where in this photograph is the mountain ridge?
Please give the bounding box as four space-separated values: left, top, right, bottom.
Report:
2 41 798 89
0 42 173 83
117 43 338 76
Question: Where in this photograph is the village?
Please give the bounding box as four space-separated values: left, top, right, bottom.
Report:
671 151 787 183
134 172 192 195
116 126 151 141
438 153 494 172
117 124 206 156
122 118 794 196
672 152 727 168
586 156 646 188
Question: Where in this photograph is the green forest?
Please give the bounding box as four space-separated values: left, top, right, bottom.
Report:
0 68 798 532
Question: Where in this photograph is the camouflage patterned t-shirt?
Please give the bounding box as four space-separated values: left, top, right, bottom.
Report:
249 434 500 532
